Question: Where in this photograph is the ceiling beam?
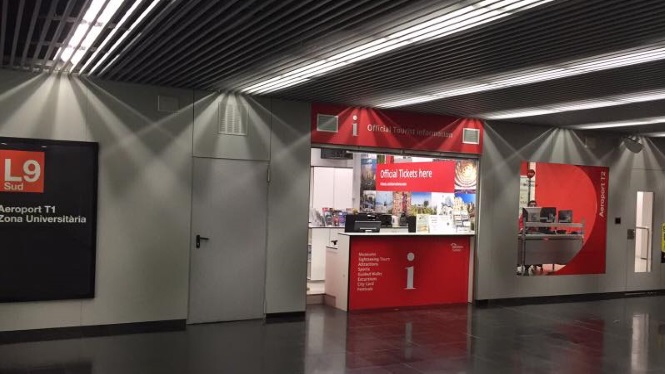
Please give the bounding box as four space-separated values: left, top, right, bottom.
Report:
50 0 93 74
39 0 76 72
187 0 412 90
63 0 111 73
20 0 42 70
161 0 321 88
103 0 203 79
116 0 242 82
0 0 7 67
9 0 25 68
96 0 186 78
31 0 58 72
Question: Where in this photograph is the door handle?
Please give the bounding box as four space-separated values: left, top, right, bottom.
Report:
196 234 209 248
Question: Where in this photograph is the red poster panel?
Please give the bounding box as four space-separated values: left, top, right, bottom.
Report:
526 162 608 275
311 103 483 154
376 161 455 192
349 236 470 310
0 150 45 193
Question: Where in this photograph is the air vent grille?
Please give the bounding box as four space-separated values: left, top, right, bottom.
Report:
219 99 248 136
462 128 480 144
317 114 338 133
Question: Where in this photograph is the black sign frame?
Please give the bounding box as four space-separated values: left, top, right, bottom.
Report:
0 137 99 303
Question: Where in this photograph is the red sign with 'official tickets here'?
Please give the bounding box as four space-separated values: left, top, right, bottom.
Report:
376 161 455 192
349 235 470 310
0 150 45 193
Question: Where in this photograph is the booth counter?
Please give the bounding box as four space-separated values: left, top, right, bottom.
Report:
325 232 474 311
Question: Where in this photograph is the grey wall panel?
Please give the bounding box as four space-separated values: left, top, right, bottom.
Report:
192 91 271 161
80 79 193 326
0 71 193 331
265 99 311 314
0 70 89 141
476 121 665 300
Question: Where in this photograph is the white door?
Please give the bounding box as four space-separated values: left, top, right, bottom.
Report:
625 169 663 291
189 158 268 323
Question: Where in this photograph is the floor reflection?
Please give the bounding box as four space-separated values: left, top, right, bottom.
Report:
2 297 665 373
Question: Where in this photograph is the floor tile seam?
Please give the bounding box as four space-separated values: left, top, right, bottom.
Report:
497 304 615 335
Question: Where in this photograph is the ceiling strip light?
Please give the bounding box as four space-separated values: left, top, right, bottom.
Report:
568 116 665 130
480 89 665 119
242 0 553 94
78 0 152 75
57 0 125 71
93 0 162 76
641 132 665 137
379 42 665 108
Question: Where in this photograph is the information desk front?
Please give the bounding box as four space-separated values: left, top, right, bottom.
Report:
325 232 474 311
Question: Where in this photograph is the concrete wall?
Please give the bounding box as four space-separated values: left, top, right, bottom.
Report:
0 70 312 331
476 121 665 300
3 67 665 331
0 70 193 331
191 93 311 314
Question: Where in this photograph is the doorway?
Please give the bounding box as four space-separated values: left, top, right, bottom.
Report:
625 169 663 291
188 158 268 323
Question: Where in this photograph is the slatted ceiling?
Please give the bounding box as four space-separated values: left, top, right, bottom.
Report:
108 0 419 89
8 0 24 68
211 0 461 91
277 0 665 101
160 0 339 88
94 0 178 76
20 0 41 69
129 0 281 84
49 0 90 73
0 0 7 67
2 1 665 135
400 60 665 117
40 0 75 72
102 0 207 80
79 0 161 74
108 0 259 81
515 101 665 128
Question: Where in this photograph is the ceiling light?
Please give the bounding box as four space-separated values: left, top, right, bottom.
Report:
242 0 553 94
93 0 162 75
378 42 665 108
78 0 158 75
481 89 665 119
641 132 665 137
57 0 124 69
569 116 665 130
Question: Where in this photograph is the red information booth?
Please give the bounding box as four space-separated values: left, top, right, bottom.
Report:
328 233 473 311
312 103 483 311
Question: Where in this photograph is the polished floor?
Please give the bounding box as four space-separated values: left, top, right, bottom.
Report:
2 296 665 373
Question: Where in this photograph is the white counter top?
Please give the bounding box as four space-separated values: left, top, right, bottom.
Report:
340 231 475 237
